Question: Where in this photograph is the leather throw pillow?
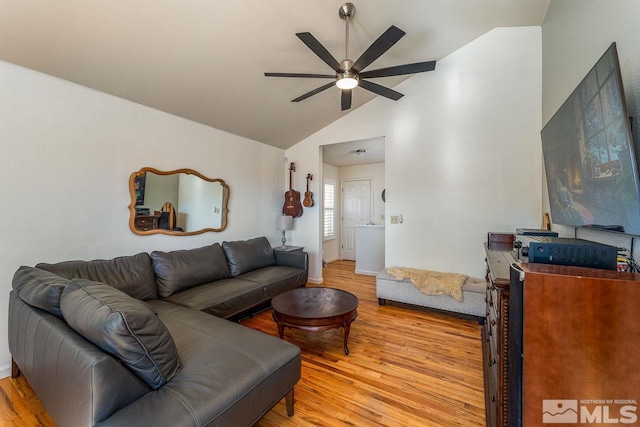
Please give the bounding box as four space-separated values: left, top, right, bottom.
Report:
12 266 68 318
222 236 276 276
60 279 180 390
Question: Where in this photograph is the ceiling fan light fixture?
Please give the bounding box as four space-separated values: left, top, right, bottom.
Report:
336 73 359 89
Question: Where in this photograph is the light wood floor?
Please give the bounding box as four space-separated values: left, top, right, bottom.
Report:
0 260 486 427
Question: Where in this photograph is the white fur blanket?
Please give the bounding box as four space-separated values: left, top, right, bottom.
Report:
386 266 468 302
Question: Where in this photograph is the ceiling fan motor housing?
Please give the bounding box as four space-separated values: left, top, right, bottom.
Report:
337 59 358 89
340 59 354 73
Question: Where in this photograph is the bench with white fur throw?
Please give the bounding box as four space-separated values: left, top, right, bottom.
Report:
376 267 485 322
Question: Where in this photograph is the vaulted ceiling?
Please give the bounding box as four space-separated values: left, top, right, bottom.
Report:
0 1 550 149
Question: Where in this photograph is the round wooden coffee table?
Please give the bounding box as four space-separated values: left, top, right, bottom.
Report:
271 287 359 355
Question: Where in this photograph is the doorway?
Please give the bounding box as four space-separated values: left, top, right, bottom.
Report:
321 137 385 265
341 179 371 260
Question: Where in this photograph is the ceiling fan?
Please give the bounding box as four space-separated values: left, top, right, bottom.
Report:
265 3 436 111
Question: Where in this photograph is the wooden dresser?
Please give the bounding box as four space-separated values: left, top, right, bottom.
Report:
483 232 640 426
134 214 160 231
483 233 515 427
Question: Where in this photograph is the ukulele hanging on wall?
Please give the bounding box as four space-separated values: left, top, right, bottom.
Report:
303 174 314 207
282 162 303 218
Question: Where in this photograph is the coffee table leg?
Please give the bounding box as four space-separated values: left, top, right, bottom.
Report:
343 310 358 355
277 321 285 339
273 312 286 339
343 319 352 355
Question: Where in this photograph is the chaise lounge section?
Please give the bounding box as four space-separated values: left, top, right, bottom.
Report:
8 236 307 427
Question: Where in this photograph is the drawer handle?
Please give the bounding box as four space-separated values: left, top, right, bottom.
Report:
491 320 496 326
491 395 496 403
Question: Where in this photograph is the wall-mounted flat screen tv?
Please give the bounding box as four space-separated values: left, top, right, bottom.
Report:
541 43 640 235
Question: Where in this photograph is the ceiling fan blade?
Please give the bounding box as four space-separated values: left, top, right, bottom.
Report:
341 89 352 111
292 82 335 102
265 72 336 78
351 25 406 73
359 60 437 79
359 80 404 101
296 32 343 73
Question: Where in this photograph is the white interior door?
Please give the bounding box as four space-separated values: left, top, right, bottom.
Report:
341 179 371 261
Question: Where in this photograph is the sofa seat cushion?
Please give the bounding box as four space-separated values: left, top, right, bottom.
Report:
162 278 267 319
12 266 68 317
60 279 180 390
237 266 307 298
97 301 301 427
222 237 276 276
37 252 157 300
151 243 232 298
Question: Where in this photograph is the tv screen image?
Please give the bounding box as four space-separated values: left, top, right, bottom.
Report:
541 43 640 235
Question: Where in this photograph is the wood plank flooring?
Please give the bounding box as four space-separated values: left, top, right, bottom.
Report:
0 373 55 427
0 260 485 426
248 261 485 427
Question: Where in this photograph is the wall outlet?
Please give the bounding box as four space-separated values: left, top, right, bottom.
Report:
381 214 384 220
390 215 399 224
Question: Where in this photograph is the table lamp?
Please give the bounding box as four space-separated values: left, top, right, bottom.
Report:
277 215 293 248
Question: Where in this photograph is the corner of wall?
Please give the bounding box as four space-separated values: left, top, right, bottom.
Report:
0 364 11 380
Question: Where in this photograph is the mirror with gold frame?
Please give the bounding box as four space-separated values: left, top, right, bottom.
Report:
129 167 229 236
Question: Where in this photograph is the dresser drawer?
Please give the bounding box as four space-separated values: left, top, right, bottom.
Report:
134 215 159 231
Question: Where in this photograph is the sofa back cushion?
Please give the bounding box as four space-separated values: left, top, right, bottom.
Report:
222 237 276 276
60 279 180 390
12 266 68 317
37 252 157 300
150 243 231 298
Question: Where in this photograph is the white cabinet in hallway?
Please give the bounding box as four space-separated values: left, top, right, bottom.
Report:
354 225 385 276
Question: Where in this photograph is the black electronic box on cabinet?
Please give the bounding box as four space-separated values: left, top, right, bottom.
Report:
519 236 617 270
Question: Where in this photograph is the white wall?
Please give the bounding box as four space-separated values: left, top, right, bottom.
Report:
286 27 542 282
178 174 224 230
542 0 640 252
0 60 284 378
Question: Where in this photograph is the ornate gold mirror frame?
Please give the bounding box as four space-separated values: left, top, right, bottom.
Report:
128 167 229 236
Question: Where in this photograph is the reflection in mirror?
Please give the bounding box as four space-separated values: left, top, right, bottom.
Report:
129 167 229 235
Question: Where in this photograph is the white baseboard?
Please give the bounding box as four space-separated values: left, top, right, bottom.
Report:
0 364 11 379
325 256 339 263
307 277 323 284
355 269 379 276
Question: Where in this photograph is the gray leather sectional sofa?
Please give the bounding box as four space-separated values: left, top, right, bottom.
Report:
8 236 308 427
